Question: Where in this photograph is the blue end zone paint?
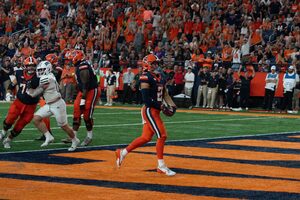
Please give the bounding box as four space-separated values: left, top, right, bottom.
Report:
0 151 102 165
0 133 299 199
146 168 300 182
0 173 299 200
136 151 300 168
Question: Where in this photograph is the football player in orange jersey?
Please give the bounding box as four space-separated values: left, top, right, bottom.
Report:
115 54 176 176
0 57 40 148
62 50 100 146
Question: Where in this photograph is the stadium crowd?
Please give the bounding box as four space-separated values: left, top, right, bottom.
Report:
0 0 300 112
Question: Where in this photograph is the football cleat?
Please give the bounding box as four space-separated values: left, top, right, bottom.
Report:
3 138 11 149
61 137 72 143
68 138 80 152
115 149 124 168
41 135 54 147
81 137 92 146
157 165 176 176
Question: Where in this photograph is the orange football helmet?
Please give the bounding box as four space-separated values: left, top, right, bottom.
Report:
23 56 37 75
45 53 58 65
142 54 159 71
69 50 85 65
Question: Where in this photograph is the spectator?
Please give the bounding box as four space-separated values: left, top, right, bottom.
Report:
232 41 241 71
225 68 236 110
183 67 194 97
282 66 299 113
233 65 256 111
173 65 184 95
263 65 279 111
0 56 13 101
122 67 135 104
105 69 116 106
195 67 210 107
60 63 76 104
292 65 300 112
207 70 219 109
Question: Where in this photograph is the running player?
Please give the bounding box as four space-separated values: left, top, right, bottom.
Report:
115 54 176 176
62 50 100 146
0 57 40 148
27 60 80 151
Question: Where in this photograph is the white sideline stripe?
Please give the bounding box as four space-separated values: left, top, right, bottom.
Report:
19 116 272 131
1 130 299 154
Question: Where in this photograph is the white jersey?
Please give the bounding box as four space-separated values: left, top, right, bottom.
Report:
39 73 61 103
265 72 279 91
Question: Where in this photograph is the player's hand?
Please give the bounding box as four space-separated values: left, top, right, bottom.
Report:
80 99 86 111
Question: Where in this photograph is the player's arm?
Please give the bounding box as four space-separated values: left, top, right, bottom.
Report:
79 69 90 99
163 86 176 107
140 82 161 110
27 76 49 97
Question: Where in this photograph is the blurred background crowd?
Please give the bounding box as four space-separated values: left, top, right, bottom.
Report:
0 0 300 111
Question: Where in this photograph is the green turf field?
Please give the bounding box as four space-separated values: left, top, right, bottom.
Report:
0 102 299 152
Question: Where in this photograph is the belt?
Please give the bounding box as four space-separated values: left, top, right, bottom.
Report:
48 97 61 105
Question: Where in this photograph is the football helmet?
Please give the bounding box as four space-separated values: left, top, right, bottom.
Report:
142 54 159 71
69 50 85 65
36 61 52 77
23 56 37 75
45 53 58 65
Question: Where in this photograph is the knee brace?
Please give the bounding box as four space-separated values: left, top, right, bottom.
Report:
73 117 81 131
11 129 21 138
3 120 12 131
84 118 93 131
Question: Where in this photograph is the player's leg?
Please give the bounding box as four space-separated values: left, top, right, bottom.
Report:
33 104 54 147
116 106 154 167
1 99 22 140
62 92 82 143
51 99 80 151
81 88 100 146
3 104 37 148
151 111 175 176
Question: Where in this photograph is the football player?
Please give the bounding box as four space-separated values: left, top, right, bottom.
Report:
27 61 80 151
115 54 176 176
0 57 40 148
62 50 100 146
34 53 62 141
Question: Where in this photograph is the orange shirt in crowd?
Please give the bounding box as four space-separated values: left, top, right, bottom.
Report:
222 46 233 62
284 49 295 59
251 31 262 45
21 46 34 57
61 66 76 85
203 58 213 69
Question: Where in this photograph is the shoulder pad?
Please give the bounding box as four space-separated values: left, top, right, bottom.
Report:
79 65 89 70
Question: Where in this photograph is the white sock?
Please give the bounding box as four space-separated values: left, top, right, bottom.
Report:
1 129 6 136
44 131 52 139
87 131 93 138
121 149 128 157
73 131 77 137
5 137 12 142
72 137 78 142
158 159 165 167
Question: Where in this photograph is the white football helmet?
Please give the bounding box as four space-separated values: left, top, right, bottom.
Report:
36 61 52 77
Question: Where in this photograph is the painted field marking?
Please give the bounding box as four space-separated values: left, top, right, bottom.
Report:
2 130 299 155
17 116 273 131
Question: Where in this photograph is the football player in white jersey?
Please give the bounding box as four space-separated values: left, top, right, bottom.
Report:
27 61 80 151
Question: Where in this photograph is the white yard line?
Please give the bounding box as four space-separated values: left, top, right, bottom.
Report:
17 116 271 131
